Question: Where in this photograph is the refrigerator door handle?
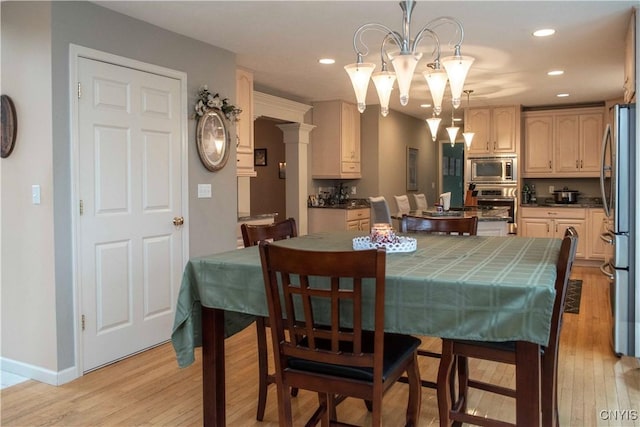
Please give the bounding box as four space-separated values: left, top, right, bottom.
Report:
600 123 612 218
599 261 614 280
599 231 614 245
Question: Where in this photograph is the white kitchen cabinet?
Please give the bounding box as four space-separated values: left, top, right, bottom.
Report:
311 100 361 179
519 207 586 258
587 208 612 260
477 221 509 236
236 69 256 177
308 208 370 233
554 113 602 175
465 106 518 155
523 107 604 177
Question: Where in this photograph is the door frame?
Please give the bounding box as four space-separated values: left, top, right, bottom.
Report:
69 44 189 378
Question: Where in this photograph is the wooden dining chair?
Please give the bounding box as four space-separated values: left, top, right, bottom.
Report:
400 215 478 236
240 217 298 421
413 193 428 211
368 196 392 224
398 214 478 391
436 228 578 427
258 242 422 426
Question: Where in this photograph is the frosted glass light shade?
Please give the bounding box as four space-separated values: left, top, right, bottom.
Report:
372 70 396 117
390 53 422 106
423 68 448 115
345 62 376 113
463 131 475 149
441 55 475 108
426 117 441 141
446 126 460 146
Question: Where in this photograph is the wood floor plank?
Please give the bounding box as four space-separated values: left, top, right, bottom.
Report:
1 266 639 426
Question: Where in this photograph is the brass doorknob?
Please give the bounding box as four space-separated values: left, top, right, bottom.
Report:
173 216 184 226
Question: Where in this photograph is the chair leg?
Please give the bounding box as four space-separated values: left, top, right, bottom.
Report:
255 316 269 421
405 352 422 427
437 339 456 427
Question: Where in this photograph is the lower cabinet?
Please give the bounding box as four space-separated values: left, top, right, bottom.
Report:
309 208 370 233
519 207 587 259
477 221 509 236
587 209 613 260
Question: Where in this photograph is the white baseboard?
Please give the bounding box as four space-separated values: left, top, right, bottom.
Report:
1 357 79 386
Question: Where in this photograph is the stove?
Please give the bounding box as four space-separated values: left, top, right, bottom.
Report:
470 184 518 231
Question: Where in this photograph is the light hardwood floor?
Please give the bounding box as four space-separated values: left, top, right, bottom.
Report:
2 266 639 426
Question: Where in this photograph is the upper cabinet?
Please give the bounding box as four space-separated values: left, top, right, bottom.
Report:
312 100 361 179
522 107 604 178
236 69 256 177
465 106 519 156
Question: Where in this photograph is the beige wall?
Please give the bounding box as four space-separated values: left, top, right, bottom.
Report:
251 118 286 218
355 105 438 207
1 0 239 382
1 2 58 372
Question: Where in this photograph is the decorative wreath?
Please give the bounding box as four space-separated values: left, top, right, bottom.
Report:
193 85 241 122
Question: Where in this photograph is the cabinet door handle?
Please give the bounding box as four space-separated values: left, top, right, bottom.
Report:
549 160 552 169
547 224 550 233
493 141 496 150
486 142 489 150
580 160 583 168
576 160 579 169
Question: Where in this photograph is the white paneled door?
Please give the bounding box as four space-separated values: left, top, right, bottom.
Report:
78 58 184 372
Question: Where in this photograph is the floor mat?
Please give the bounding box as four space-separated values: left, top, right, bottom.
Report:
564 279 582 314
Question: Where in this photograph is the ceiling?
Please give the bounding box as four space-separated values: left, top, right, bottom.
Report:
94 1 636 120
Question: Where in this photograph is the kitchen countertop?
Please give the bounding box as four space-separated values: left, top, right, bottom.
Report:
308 200 370 210
237 212 278 222
395 207 512 222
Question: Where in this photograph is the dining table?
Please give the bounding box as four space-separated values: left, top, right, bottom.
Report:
171 230 561 426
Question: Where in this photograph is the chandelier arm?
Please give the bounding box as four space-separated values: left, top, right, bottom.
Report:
411 28 441 63
411 16 465 55
352 23 404 59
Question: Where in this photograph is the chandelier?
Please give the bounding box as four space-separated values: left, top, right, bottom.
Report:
344 0 474 117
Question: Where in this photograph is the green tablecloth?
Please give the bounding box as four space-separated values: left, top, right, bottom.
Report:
172 231 560 368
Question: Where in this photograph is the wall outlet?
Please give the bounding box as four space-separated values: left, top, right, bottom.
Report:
548 185 554 194
351 186 356 195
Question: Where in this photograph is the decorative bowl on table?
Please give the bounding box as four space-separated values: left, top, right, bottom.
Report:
352 223 417 253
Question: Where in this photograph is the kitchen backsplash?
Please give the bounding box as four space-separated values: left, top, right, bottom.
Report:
522 177 602 198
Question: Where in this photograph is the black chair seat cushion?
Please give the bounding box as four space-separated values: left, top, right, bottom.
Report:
287 331 421 382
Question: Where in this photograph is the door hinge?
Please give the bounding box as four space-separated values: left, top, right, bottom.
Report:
77 82 82 99
79 199 84 216
81 314 85 331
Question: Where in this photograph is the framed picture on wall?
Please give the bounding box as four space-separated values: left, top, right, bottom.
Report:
407 147 418 191
254 148 267 166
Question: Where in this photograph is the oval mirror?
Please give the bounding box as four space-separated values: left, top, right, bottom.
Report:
196 108 230 172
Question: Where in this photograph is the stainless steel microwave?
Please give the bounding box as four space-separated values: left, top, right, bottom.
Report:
468 156 517 183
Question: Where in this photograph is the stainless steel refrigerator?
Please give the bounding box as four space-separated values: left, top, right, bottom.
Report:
600 103 638 357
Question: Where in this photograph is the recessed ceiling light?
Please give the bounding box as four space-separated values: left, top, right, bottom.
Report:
420 103 432 108
533 29 556 37
547 70 564 76
318 58 335 65
557 93 570 98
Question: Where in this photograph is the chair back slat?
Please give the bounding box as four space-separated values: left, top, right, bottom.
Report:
241 217 297 247
401 215 478 235
260 243 386 372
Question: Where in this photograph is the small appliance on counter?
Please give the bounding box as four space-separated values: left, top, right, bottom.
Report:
552 187 579 204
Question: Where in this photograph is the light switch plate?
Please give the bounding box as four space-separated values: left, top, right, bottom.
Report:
32 185 41 204
197 184 212 198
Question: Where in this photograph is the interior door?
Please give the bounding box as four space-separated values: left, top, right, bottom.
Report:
442 142 464 207
78 57 184 371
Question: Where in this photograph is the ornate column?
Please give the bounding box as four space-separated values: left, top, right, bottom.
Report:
276 123 315 235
